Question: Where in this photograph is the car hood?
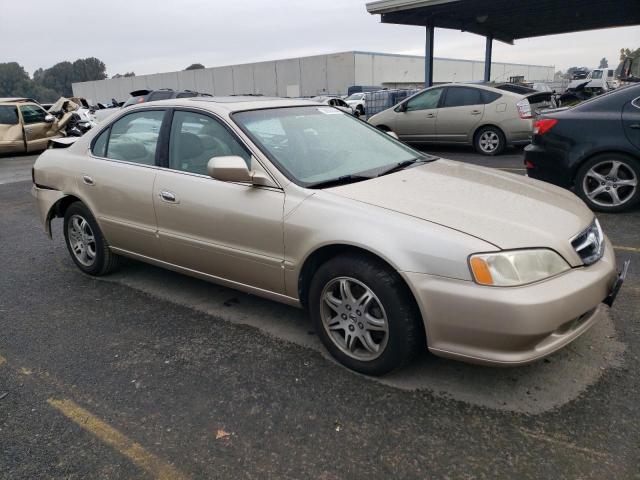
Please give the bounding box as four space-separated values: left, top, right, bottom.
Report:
325 159 593 266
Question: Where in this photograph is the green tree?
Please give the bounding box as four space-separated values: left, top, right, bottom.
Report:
185 63 205 70
598 57 608 68
35 57 107 97
112 72 135 78
0 62 58 102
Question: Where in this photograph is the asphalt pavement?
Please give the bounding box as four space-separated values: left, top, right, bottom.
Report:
0 151 639 479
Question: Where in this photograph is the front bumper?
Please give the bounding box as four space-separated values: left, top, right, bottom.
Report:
404 239 619 366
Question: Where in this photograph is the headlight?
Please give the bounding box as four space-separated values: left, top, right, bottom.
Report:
469 249 570 286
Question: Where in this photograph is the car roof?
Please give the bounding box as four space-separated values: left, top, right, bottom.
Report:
131 96 322 113
0 97 37 104
430 83 520 97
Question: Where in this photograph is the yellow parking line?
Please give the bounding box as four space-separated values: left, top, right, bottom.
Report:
47 398 188 480
614 245 640 253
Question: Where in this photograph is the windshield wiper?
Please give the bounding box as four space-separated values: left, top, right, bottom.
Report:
376 157 431 177
307 174 372 189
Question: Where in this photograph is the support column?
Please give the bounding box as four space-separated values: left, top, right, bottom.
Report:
484 36 493 82
425 26 434 87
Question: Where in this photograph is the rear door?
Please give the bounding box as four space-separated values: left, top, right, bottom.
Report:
0 105 25 153
394 87 444 140
622 96 640 150
435 86 484 142
79 109 166 258
19 103 58 151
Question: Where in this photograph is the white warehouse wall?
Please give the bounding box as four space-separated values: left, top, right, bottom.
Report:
73 51 553 103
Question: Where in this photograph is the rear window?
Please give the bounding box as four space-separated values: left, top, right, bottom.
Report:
176 92 196 99
443 87 482 108
0 105 19 124
481 90 502 104
147 91 174 101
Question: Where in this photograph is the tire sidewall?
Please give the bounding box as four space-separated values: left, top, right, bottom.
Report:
475 126 505 156
576 153 640 213
63 202 108 275
308 255 420 375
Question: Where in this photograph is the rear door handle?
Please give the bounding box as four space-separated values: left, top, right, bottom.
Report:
82 175 95 186
630 124 640 130
159 191 178 203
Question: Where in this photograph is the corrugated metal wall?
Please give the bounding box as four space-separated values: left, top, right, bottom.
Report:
72 51 554 103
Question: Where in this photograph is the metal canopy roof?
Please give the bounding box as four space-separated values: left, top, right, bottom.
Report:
366 0 640 44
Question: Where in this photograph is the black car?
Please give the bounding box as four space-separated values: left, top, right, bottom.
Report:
122 88 212 107
524 84 640 212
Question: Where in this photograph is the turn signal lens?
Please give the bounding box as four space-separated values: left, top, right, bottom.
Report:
470 257 494 285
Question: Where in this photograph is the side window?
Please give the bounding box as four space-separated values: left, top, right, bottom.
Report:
169 110 251 175
106 110 165 165
442 87 483 108
92 128 109 157
405 88 443 111
0 105 19 124
481 90 502 104
19 104 47 124
147 91 174 101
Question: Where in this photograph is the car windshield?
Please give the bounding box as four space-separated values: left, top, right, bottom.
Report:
233 106 426 186
346 93 364 100
590 70 603 79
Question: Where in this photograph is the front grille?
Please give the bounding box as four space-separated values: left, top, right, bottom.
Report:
571 219 604 266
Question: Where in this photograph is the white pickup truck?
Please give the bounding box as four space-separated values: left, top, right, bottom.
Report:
567 68 616 91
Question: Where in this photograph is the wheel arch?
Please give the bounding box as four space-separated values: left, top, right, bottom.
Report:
472 123 506 144
376 125 392 132
297 244 422 320
45 194 86 237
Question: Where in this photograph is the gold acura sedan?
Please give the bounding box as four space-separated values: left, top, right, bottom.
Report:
32 97 628 375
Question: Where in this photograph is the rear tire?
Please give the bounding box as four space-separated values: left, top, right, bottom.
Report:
474 126 506 156
575 153 640 212
63 202 121 276
308 254 423 375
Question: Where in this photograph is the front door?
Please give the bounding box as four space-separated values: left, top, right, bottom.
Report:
153 109 286 293
77 109 166 258
19 103 58 151
394 87 444 141
435 86 485 143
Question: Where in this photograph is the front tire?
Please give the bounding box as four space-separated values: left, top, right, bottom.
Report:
63 202 121 276
575 153 640 213
308 254 422 375
474 126 506 156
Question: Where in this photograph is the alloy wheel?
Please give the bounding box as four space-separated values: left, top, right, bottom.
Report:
67 214 97 267
582 160 638 208
478 130 500 153
320 277 389 361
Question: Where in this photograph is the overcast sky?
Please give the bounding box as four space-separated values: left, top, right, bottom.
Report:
1 0 637 77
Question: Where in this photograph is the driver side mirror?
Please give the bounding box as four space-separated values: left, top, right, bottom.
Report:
395 102 407 113
207 156 274 187
44 114 55 123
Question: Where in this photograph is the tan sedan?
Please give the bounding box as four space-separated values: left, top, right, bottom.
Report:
32 97 626 375
0 98 61 154
367 83 552 155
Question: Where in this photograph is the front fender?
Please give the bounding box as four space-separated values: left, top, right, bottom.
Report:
31 186 67 238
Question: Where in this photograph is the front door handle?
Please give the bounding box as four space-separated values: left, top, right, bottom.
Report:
425 113 436 118
630 124 640 130
470 110 482 115
25 128 32 134
82 175 95 186
159 191 178 203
